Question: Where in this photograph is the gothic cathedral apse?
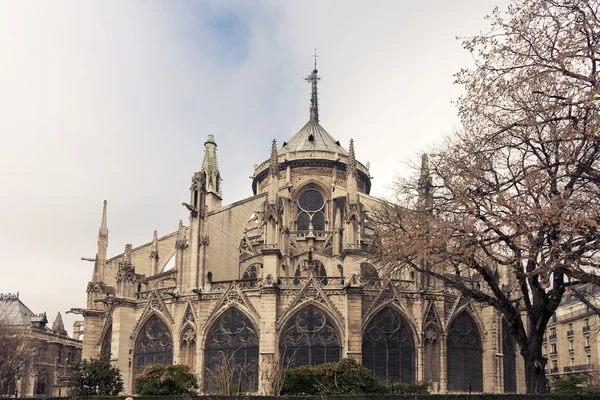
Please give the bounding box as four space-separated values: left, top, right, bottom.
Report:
73 64 521 394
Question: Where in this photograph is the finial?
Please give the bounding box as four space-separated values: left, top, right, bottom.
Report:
269 139 278 177
99 200 108 237
150 230 159 260
347 139 357 176
305 50 321 123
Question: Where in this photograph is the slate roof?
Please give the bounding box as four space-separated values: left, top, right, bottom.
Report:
0 294 36 326
279 119 348 156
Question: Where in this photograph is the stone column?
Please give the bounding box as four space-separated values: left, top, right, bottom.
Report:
345 285 362 361
258 279 278 395
111 303 136 394
439 334 447 393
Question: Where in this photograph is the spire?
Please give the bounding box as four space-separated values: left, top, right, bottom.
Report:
95 200 108 283
52 312 67 336
150 230 159 260
305 49 321 123
201 134 221 197
346 139 357 176
418 153 433 210
269 139 278 177
99 200 108 239
176 220 187 249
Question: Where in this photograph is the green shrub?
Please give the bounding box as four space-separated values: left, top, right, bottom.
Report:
281 358 426 395
66 358 123 396
135 364 198 396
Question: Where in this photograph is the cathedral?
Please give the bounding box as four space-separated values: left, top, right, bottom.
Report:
74 65 523 394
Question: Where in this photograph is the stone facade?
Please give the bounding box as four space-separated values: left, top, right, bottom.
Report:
543 284 600 386
0 293 82 397
74 67 521 394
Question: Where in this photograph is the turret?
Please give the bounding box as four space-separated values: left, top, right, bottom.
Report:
202 134 222 211
52 312 68 336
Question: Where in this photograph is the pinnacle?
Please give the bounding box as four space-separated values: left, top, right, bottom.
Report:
99 200 108 237
52 312 67 335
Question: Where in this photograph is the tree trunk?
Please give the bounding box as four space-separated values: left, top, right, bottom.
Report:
523 353 548 394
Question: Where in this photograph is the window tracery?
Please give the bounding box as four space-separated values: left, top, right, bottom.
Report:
204 308 259 392
360 263 380 288
446 311 483 392
133 315 173 372
362 306 415 382
297 188 326 231
280 306 341 367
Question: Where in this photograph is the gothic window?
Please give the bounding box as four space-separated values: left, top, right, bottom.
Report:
36 372 48 396
447 311 483 392
241 264 260 287
361 263 380 288
204 308 259 392
133 315 173 373
180 325 197 372
100 325 112 361
362 306 415 382
502 319 517 393
297 188 325 231
280 306 341 367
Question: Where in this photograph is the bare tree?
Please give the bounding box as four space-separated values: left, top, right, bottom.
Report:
0 319 34 396
260 347 298 396
372 0 600 394
203 350 257 395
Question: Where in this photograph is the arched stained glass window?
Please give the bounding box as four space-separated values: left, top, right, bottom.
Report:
361 263 380 288
502 319 517 393
447 311 483 392
100 325 112 361
297 188 325 231
133 315 173 372
280 306 341 367
204 308 259 392
362 306 415 382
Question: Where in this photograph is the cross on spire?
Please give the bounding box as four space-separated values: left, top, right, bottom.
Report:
305 48 321 123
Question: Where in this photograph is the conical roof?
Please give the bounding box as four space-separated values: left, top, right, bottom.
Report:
279 119 348 156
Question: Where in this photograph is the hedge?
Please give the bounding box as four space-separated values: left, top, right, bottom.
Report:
12 394 600 400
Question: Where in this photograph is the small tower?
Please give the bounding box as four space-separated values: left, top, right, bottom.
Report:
417 153 433 211
94 200 108 283
52 312 68 336
202 134 222 211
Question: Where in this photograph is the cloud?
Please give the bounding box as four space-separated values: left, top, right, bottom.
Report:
0 0 507 334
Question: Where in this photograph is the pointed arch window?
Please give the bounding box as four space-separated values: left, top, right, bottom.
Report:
100 325 112 361
447 311 483 392
361 263 380 288
133 315 173 372
280 305 341 367
204 308 259 392
362 306 415 382
502 319 517 393
297 188 325 231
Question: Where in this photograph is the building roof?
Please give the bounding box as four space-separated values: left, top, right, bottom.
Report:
0 293 36 326
279 119 348 156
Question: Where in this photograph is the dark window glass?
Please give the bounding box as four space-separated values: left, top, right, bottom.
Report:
312 212 325 230
447 311 483 392
502 320 517 393
280 306 341 367
204 308 259 392
133 315 173 374
297 212 310 231
100 325 112 361
361 263 380 288
363 306 415 382
299 190 324 211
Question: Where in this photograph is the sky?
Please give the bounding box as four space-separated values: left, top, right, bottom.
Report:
0 0 510 335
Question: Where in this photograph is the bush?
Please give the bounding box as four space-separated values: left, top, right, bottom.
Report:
281 358 426 395
135 364 198 396
66 358 123 396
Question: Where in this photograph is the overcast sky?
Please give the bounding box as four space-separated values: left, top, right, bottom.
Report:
0 0 509 335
